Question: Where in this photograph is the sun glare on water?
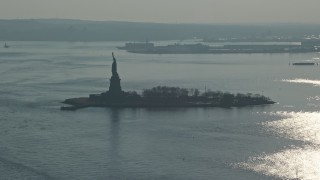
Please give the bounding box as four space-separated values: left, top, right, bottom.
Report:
238 146 320 179
282 79 320 87
264 111 320 144
236 111 320 179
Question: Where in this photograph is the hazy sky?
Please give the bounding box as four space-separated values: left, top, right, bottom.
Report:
1 0 319 23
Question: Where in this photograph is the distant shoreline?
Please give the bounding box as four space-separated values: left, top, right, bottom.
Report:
2 19 320 42
118 42 320 54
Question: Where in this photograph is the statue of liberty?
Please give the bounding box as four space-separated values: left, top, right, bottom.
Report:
109 52 122 93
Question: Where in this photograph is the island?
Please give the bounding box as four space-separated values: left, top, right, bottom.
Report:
117 42 320 54
61 53 275 110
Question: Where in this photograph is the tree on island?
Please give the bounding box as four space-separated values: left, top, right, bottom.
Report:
137 86 273 106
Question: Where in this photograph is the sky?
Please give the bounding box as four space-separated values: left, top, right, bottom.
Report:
0 0 319 24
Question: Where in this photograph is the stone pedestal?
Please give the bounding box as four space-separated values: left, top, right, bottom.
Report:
109 74 122 94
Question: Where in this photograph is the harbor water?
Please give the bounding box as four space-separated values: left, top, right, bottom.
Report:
1 41 320 179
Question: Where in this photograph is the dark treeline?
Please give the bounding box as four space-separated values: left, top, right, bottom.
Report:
1 19 320 41
66 86 274 110
123 86 273 107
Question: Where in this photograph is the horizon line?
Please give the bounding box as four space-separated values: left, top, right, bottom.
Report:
1 18 320 26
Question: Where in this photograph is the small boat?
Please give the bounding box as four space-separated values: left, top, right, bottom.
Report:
4 42 9 48
292 62 316 65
